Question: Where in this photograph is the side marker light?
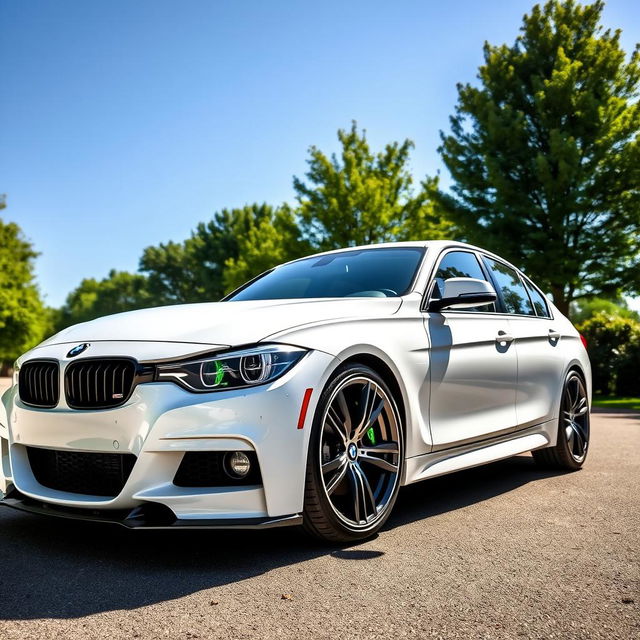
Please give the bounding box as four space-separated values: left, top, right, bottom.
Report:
297 388 313 429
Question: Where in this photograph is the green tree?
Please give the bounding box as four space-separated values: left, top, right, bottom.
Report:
223 205 310 292
570 296 639 324
140 203 308 302
138 240 196 305
0 217 48 366
434 1 640 316
294 122 454 251
56 270 153 330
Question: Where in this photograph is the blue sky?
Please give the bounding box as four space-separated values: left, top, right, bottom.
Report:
1 0 639 308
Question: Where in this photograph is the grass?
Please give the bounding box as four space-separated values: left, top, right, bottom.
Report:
592 396 640 412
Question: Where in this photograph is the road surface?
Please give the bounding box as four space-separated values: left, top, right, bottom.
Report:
0 391 637 639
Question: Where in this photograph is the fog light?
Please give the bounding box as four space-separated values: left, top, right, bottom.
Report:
224 451 251 479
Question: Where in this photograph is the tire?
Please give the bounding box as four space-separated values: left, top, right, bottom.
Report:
533 370 590 471
303 363 404 543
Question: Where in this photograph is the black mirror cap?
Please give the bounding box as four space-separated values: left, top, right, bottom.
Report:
428 291 497 312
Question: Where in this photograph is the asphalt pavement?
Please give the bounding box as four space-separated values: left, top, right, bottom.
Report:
0 382 637 639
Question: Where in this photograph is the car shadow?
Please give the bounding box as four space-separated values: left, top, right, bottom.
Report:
0 455 564 620
388 454 566 529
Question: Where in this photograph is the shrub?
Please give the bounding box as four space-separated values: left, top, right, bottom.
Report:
576 312 640 396
616 341 640 397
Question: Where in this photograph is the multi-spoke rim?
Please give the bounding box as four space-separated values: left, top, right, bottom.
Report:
319 375 401 529
563 374 589 462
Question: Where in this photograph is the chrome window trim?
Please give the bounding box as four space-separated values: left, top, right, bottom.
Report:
420 245 555 320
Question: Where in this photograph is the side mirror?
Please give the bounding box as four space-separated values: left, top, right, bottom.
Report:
428 277 497 312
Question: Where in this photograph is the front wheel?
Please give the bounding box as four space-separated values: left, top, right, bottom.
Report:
533 370 590 470
303 364 404 543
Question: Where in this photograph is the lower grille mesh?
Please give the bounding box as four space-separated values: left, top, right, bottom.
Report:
27 447 136 497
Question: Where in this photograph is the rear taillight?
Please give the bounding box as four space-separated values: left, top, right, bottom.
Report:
580 333 588 349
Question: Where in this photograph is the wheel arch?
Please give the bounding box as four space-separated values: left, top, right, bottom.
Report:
565 360 591 402
335 351 409 438
567 363 586 382
542 360 591 449
302 348 408 541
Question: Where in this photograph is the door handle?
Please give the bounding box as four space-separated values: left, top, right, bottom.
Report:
496 331 514 344
548 329 561 341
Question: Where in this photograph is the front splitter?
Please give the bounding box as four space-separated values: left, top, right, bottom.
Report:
0 490 302 530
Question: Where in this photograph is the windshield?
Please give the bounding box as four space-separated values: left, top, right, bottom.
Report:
227 247 425 301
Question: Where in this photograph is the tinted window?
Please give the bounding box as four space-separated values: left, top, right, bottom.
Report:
524 280 551 318
228 248 424 301
432 250 495 312
483 258 535 315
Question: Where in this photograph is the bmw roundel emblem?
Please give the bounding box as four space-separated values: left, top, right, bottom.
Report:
67 343 90 358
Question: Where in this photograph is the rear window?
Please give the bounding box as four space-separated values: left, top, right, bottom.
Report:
227 247 425 301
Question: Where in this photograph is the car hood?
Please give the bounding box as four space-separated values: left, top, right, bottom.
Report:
40 298 403 349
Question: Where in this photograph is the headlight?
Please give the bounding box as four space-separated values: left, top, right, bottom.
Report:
156 344 307 393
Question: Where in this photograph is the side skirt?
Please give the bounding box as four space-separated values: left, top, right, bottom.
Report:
402 420 555 486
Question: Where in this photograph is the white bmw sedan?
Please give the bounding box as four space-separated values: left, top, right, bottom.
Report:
0 241 590 542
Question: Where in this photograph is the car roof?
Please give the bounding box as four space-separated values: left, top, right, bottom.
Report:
226 239 549 304
277 240 537 285
280 240 492 265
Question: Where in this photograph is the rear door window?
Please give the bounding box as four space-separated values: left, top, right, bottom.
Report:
523 280 551 318
483 258 535 316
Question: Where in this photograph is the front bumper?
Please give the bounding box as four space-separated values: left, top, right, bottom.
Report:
0 347 335 525
0 488 302 529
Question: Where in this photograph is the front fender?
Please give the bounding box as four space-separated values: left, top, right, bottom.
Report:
268 316 434 458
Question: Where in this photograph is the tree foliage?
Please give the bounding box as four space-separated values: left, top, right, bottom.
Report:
138 240 195 306
223 205 310 292
294 122 454 250
570 296 639 324
435 0 640 316
0 217 48 364
139 203 308 304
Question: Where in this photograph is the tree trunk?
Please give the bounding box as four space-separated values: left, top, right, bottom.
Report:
550 286 570 318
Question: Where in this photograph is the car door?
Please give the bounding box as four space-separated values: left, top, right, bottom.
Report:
482 258 566 428
424 249 518 450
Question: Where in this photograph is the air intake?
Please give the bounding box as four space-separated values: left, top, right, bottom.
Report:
174 451 262 487
27 447 136 497
19 360 60 408
64 358 137 409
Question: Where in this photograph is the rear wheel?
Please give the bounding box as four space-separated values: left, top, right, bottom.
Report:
303 364 404 542
533 370 590 470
